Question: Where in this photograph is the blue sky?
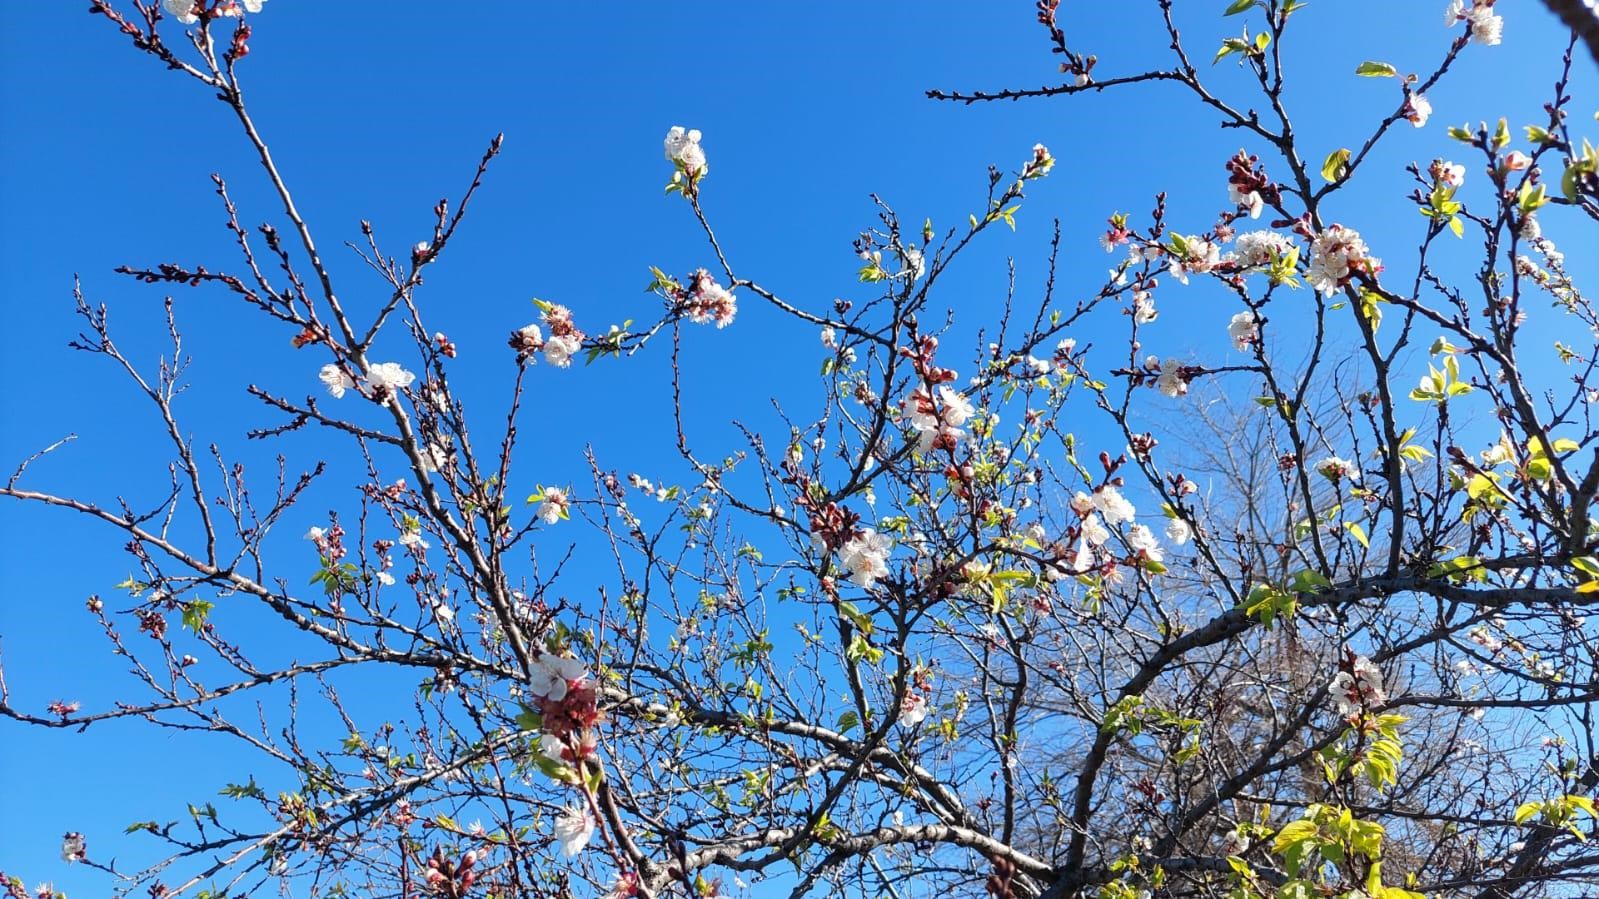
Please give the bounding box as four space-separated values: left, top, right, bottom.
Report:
2 1 1594 894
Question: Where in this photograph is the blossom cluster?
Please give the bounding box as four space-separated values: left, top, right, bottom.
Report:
526 652 603 855
535 486 571 525
903 385 976 454
1315 455 1361 482
509 303 587 368
839 528 893 588
1227 310 1261 352
1067 485 1169 574
1331 654 1387 717
1224 151 1279 220
163 0 267 24
1446 0 1503 46
680 269 738 328
1306 224 1381 296
318 361 415 402
663 126 706 174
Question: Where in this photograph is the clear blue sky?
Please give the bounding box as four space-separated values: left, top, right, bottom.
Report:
2 2 1593 893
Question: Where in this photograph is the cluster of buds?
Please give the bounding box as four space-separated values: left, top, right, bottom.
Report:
1061 56 1097 87
306 522 347 563
1225 151 1280 221
423 847 478 898
47 700 81 720
1128 432 1159 461
801 499 863 556
985 853 1018 899
138 608 169 640
225 22 251 61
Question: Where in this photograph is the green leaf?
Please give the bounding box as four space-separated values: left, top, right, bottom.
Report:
1322 147 1351 183
1272 819 1320 854
220 778 266 801
181 599 214 634
1492 117 1511 151
837 710 860 734
1224 0 1256 13
1354 61 1398 77
1345 522 1369 548
1214 36 1250 64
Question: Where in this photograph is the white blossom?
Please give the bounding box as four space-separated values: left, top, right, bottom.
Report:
365 362 416 393
1228 310 1261 352
897 692 929 728
1306 225 1378 295
1127 523 1163 562
1155 358 1188 398
664 126 706 172
902 247 926 280
61 833 85 863
1168 235 1222 285
1165 517 1193 546
1331 654 1387 716
1233 230 1296 270
537 487 570 525
1315 456 1360 482
529 652 588 702
1080 514 1110 547
1092 486 1137 526
163 0 199 24
1469 7 1503 44
543 334 582 368
554 806 596 857
319 364 354 399
1228 183 1264 219
840 529 893 588
1131 290 1157 324
904 385 974 454
1404 93 1433 128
